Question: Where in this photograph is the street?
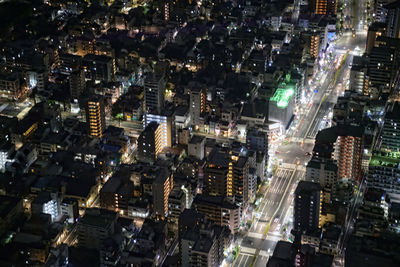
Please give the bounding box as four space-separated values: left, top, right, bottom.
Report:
233 1 368 265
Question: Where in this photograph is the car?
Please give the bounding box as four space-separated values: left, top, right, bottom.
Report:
305 152 311 156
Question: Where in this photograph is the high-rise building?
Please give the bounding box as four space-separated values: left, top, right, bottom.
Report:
386 1 400 38
82 54 115 82
203 147 230 198
374 0 391 22
69 68 86 99
85 95 106 138
310 0 337 15
333 126 364 182
153 168 173 220
301 31 320 59
368 46 396 94
144 73 165 114
137 121 163 162
306 157 338 190
315 124 364 182
0 72 22 100
367 150 400 195
230 155 249 208
143 110 175 150
0 141 14 172
366 22 387 55
349 56 369 95
187 82 206 127
294 181 323 233
381 102 400 151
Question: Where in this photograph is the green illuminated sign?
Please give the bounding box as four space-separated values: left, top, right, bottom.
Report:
270 87 295 108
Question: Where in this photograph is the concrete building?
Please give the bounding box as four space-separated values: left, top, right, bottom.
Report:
77 208 118 249
0 141 14 172
230 155 250 209
386 1 400 38
246 127 268 155
178 209 231 267
188 135 206 160
306 158 338 191
350 56 369 95
366 22 387 55
153 168 173 220
100 176 134 216
0 72 22 100
144 73 165 114
381 102 400 151
294 181 323 233
69 68 86 99
143 111 175 149
192 195 241 234
367 150 400 195
186 82 206 127
310 0 338 15
85 95 106 138
137 122 162 162
203 147 230 198
368 46 395 94
82 54 115 82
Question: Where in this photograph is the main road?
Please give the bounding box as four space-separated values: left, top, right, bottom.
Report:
233 5 367 267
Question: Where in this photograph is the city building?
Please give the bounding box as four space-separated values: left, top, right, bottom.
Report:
178 209 231 267
0 72 22 100
85 95 106 138
82 54 115 82
368 46 395 94
60 198 79 224
386 1 400 38
188 135 206 160
315 125 364 182
334 128 364 182
143 110 175 150
310 0 338 15
381 102 400 151
137 121 163 162
77 208 118 249
294 181 323 233
366 22 387 55
69 68 86 100
0 141 14 172
246 127 268 155
302 31 320 59
192 195 241 234
100 176 134 216
31 191 60 222
268 80 295 131
186 82 207 128
153 168 173 220
306 157 338 191
349 56 369 95
144 73 165 114
367 150 400 195
230 154 250 208
203 147 230 198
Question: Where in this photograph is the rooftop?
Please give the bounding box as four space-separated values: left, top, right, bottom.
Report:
369 151 400 168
